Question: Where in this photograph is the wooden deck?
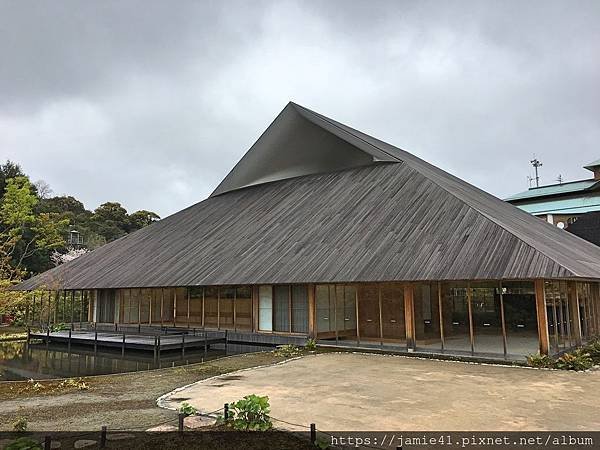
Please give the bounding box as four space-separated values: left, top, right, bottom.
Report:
29 329 226 352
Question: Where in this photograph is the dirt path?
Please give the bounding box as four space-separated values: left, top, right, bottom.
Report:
160 352 600 431
0 351 288 431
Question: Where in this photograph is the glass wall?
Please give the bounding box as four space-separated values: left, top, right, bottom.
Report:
259 286 273 331
175 287 187 325
219 287 235 330
544 281 572 353
292 285 309 333
380 284 405 345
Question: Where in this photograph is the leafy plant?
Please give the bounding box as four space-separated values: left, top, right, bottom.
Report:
556 349 593 371
305 338 317 351
4 437 42 450
527 353 555 369
584 339 600 364
274 344 302 357
179 401 197 416
12 416 27 432
315 438 331 450
227 394 273 431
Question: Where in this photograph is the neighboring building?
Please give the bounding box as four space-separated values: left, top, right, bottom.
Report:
505 160 600 229
14 103 600 361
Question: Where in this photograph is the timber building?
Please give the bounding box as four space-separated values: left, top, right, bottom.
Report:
15 103 600 360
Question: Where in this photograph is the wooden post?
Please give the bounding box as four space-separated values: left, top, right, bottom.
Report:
467 283 475 354
70 290 75 326
202 287 206 330
157 335 161 359
160 289 164 327
153 336 158 361
568 281 582 346
68 328 72 353
44 436 51 450
100 426 107 448
94 330 98 353
355 286 360 345
499 282 508 358
46 327 50 349
310 423 316 444
404 283 415 350
187 288 191 329
308 284 316 338
173 288 177 327
122 333 126 357
438 282 445 351
181 333 185 357
178 413 184 434
233 287 237 332
138 288 142 327
378 284 384 347
535 279 550 355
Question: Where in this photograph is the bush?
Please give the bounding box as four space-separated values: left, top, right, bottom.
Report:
4 437 41 450
228 394 273 431
305 338 317 352
12 416 27 432
556 349 593 371
527 353 555 369
584 339 600 364
179 401 197 416
57 377 89 391
49 323 69 332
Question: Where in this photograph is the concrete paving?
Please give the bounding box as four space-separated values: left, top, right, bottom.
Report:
160 352 600 431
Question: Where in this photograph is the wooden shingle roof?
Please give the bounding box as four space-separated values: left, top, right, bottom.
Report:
15 103 600 290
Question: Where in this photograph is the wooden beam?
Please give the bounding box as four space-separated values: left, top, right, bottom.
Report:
535 279 550 355
568 281 582 346
404 283 415 350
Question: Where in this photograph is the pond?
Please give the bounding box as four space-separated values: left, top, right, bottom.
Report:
0 340 270 381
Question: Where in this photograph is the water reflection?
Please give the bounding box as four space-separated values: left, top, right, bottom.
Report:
0 341 269 381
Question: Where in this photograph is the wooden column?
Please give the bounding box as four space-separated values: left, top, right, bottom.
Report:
535 279 550 355
467 284 474 354
404 283 415 350
252 286 259 332
567 281 582 346
307 284 316 338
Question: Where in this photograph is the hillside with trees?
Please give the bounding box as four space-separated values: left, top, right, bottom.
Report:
0 160 160 320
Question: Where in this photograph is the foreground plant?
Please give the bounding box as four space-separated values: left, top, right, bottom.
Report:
12 416 27 432
224 394 273 431
305 338 317 352
556 349 593 371
4 437 41 450
273 344 302 357
179 401 197 416
527 353 555 369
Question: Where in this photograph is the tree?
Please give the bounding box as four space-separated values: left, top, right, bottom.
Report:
0 160 27 199
128 210 160 232
34 180 53 199
0 177 68 281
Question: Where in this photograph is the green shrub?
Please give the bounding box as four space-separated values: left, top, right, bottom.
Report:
584 339 600 363
305 338 317 351
228 394 273 431
12 416 27 432
178 401 197 416
527 353 556 369
273 344 302 357
556 349 593 371
4 437 41 450
49 323 69 332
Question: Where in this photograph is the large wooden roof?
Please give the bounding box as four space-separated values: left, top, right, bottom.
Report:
16 103 600 290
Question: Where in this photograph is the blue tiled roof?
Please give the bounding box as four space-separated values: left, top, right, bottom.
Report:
505 179 599 201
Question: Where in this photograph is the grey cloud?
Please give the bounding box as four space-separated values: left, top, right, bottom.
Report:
1 0 599 217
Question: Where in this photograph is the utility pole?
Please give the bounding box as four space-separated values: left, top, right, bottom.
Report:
530 156 542 188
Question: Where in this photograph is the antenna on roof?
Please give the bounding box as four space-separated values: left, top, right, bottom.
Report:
527 175 534 189
530 155 542 188
556 174 563 184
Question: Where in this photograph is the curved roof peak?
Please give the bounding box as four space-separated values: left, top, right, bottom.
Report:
210 102 398 197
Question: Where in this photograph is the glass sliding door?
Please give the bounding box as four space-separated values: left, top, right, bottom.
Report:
357 284 380 344
219 287 235 330
204 287 218 328
189 287 203 326
162 288 174 325
502 281 538 357
235 286 252 331
316 285 333 337
414 283 442 351
258 286 273 331
441 283 471 354
380 283 405 346
273 285 290 332
471 282 504 356
291 285 308 333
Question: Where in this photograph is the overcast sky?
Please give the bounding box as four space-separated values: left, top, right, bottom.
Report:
1 1 599 218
